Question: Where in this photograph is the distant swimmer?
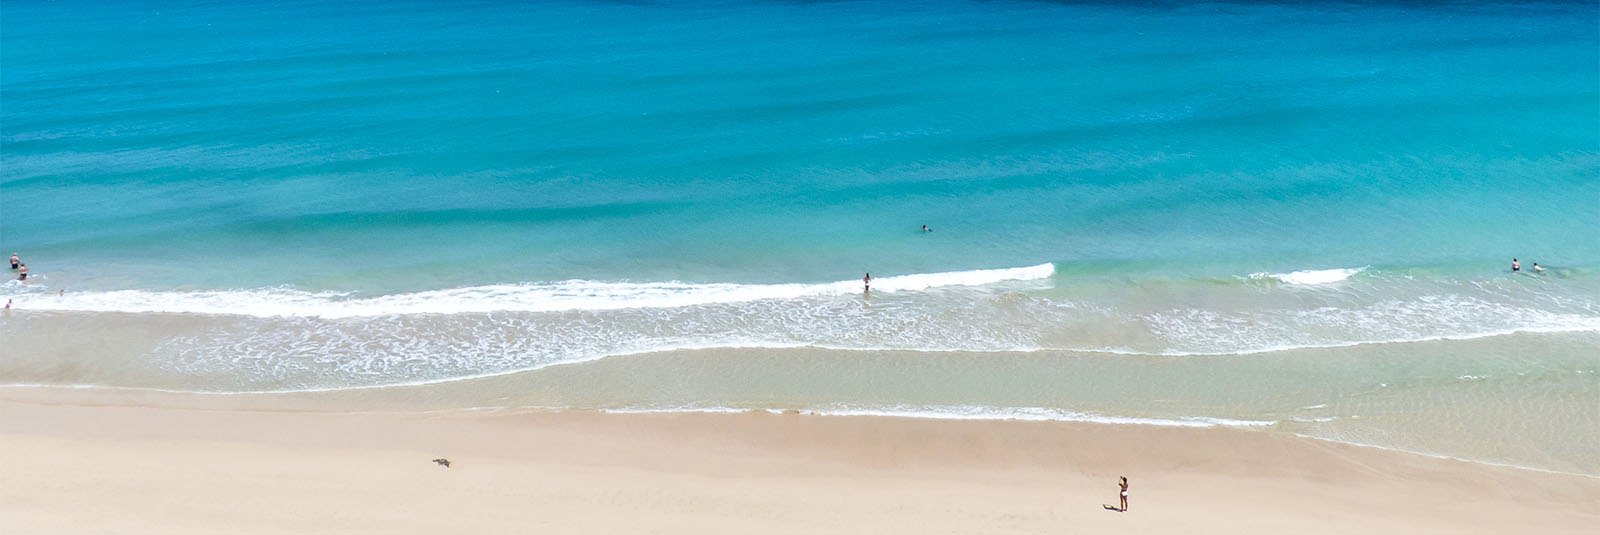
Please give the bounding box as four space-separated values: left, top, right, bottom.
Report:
922 224 931 232
4 299 10 310
16 264 26 281
9 253 18 270
1533 263 1544 274
1511 258 1519 272
863 273 871 293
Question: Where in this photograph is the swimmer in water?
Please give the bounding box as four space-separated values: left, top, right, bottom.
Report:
9 253 18 270
922 224 931 232
1512 258 1520 272
863 273 871 293
16 264 27 281
1533 263 1544 274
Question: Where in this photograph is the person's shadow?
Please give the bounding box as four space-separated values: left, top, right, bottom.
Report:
1102 504 1124 512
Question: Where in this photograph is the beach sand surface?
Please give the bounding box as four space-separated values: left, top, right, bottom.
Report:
1 398 1595 534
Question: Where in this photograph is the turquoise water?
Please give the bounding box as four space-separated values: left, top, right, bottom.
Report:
5 0 1596 290
2 0 1598 473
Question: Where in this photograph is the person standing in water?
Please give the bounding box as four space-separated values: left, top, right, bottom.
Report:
9 253 18 270
1512 258 1520 272
863 273 871 293
17 264 27 281
1119 476 1129 512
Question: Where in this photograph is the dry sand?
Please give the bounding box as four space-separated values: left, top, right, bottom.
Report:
1 397 1595 534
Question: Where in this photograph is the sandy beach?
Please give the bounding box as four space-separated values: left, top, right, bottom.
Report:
1 395 1594 534
5 0 1598 533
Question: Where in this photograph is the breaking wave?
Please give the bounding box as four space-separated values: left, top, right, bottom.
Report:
602 404 1276 428
1249 267 1366 285
0 263 1056 318
3 263 1597 392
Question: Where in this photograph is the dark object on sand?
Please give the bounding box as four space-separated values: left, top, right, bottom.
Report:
432 458 451 468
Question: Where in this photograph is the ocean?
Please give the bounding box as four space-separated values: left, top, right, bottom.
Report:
2 0 1597 474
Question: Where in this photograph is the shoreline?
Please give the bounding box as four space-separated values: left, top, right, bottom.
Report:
2 381 1595 480
2 395 1596 533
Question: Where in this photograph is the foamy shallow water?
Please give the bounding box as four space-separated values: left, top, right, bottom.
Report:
4 265 1596 391
4 265 1599 476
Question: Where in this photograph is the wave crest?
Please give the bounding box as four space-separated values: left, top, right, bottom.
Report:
4 264 1598 393
1250 267 1366 285
2 263 1056 318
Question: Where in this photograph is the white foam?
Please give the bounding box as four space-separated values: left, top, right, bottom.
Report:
1114 324 1600 357
603 404 1276 429
1138 293 1600 356
0 381 1274 430
0 263 1055 318
8 265 1598 393
1290 433 1600 479
1251 267 1366 285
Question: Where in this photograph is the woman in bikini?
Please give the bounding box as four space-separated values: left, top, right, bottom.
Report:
1119 476 1129 512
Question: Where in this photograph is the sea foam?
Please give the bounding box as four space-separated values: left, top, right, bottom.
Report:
6 264 1597 393
2 263 1055 318
1250 267 1366 285
603 404 1276 428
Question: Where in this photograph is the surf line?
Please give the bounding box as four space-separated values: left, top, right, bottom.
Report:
2 263 1057 318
